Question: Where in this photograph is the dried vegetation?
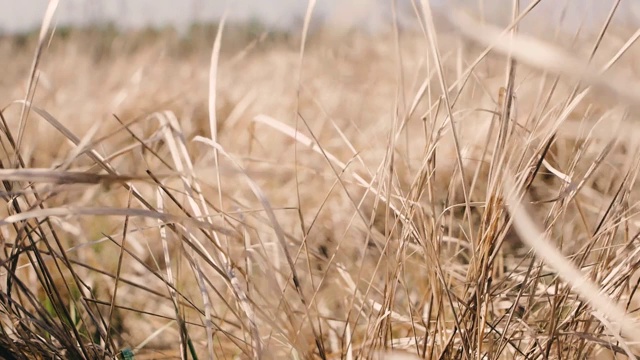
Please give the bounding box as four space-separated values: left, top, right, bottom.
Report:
0 2 640 359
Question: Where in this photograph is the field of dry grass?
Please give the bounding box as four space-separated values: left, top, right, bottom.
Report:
2 2 640 359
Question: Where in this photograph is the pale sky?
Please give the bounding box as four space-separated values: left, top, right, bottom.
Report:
0 0 636 34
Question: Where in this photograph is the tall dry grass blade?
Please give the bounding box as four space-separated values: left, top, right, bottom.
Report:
602 28 640 71
16 0 58 156
586 0 621 65
292 3 328 358
206 13 228 359
420 0 473 246
155 182 190 360
0 206 232 234
0 168 144 184
563 0 621 105
105 191 132 352
208 11 226 143
298 0 316 74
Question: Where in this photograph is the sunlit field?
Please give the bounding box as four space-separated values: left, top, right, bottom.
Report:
1 2 640 359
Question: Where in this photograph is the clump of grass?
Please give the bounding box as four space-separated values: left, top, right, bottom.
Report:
1 1 640 359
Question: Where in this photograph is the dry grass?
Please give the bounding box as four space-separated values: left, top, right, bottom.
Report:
1 2 640 359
